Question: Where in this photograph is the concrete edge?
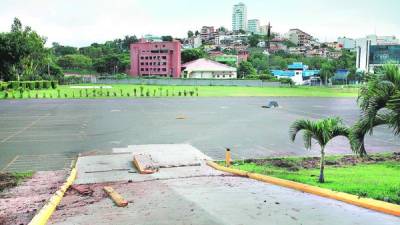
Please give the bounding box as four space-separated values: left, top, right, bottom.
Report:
206 161 400 217
28 168 77 225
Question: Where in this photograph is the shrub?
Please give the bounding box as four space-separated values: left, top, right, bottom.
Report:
113 92 117 97
184 90 187 96
140 86 144 96
35 93 38 99
107 91 110 97
153 89 156 96
166 90 169 96
12 92 15 99
19 89 24 98
85 89 89 97
43 81 51 89
9 81 20 90
189 91 194 96
36 81 43 89
51 81 58 89
28 91 31 98
50 94 53 98
93 89 96 97
134 88 137 96
57 89 61 98
3 91 8 99
120 89 123 97
127 92 130 97
72 92 75 98
146 90 150 97
178 91 181 96
99 87 103 96
79 90 83 98
20 82 27 90
43 93 46 98
28 82 35 90
64 93 68 98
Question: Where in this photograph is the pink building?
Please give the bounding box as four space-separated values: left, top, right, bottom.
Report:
129 39 181 78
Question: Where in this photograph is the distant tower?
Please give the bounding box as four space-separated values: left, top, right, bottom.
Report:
266 22 272 50
232 2 247 32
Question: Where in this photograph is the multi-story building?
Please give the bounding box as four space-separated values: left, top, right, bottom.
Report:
200 26 215 42
271 62 320 85
129 39 181 78
247 19 260 34
355 35 400 72
287 29 313 47
232 2 247 32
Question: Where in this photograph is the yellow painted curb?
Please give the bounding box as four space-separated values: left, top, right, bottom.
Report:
207 161 400 217
28 168 77 225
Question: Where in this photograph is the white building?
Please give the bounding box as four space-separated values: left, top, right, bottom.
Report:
286 29 313 47
356 35 400 72
337 37 356 49
247 19 260 34
181 58 237 79
232 2 247 32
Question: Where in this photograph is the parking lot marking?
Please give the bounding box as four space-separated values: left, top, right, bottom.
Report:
1 155 19 172
0 114 50 143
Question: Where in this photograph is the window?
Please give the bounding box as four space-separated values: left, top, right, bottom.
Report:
140 62 144 65
162 68 166 71
141 68 144 71
155 45 158 48
145 56 149 60
140 56 144 60
162 56 166 59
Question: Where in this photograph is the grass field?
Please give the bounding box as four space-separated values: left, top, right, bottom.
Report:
0 84 359 99
225 153 400 204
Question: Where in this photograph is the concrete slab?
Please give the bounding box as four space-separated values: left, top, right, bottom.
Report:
113 144 211 168
75 144 223 185
50 176 400 225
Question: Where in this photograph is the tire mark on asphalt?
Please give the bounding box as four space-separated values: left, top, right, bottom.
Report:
0 113 50 143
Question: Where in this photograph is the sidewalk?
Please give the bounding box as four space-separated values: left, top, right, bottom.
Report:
49 144 400 225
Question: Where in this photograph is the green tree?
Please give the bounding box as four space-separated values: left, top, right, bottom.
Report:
57 54 93 70
52 42 78 56
290 117 350 183
320 62 335 85
248 34 260 47
0 18 53 81
237 61 256 78
349 64 400 156
181 48 206 64
187 30 194 38
161 36 173 42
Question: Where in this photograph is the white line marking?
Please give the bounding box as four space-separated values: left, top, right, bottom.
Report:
1 114 50 143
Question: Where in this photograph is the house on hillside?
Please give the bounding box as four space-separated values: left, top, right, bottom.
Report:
271 62 320 85
181 58 237 79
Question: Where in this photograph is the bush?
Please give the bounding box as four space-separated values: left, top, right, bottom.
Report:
9 81 20 90
19 89 24 98
51 81 58 89
279 78 295 86
0 82 7 91
28 82 35 90
57 89 61 98
20 82 27 90
3 91 8 99
35 81 43 89
43 81 51 89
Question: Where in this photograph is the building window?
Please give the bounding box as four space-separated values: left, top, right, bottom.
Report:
140 56 144 60
155 45 158 48
145 56 148 60
140 62 144 65
141 68 144 71
162 68 166 71
162 56 166 59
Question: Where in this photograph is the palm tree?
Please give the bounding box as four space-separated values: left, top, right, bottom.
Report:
349 64 400 155
289 117 350 183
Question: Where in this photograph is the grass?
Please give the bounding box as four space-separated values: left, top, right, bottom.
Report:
0 84 359 99
224 154 400 204
0 171 34 192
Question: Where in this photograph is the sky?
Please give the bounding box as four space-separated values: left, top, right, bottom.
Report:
0 0 399 47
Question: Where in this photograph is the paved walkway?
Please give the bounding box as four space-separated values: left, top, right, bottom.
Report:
49 144 400 225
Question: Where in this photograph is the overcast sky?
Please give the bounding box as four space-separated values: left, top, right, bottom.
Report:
0 0 399 47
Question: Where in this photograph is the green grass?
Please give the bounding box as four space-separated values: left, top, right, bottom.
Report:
0 171 34 192
0 84 359 99
227 156 400 204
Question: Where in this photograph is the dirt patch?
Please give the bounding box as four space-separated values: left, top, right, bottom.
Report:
0 173 19 192
244 152 400 170
0 170 67 225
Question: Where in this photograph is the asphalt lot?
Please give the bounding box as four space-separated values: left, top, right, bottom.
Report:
0 97 399 171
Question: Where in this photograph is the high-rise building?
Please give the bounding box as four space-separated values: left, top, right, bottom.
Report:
232 2 247 32
247 19 260 34
287 29 313 47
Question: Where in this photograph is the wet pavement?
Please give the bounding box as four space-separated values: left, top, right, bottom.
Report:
0 97 399 171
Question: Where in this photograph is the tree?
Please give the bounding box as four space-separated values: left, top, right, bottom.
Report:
320 62 335 85
187 31 194 38
57 54 93 70
195 30 200 36
349 64 400 156
52 43 78 56
0 18 55 81
237 61 256 78
238 29 246 34
181 48 206 64
248 34 260 47
161 36 173 42
290 117 350 183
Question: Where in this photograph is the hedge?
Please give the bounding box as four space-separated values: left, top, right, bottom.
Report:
1 80 56 91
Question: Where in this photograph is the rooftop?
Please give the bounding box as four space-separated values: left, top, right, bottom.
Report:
182 58 236 72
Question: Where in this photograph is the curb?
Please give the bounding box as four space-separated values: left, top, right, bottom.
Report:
206 161 400 217
28 168 77 225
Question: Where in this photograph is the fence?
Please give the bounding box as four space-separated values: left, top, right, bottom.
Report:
94 78 283 87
